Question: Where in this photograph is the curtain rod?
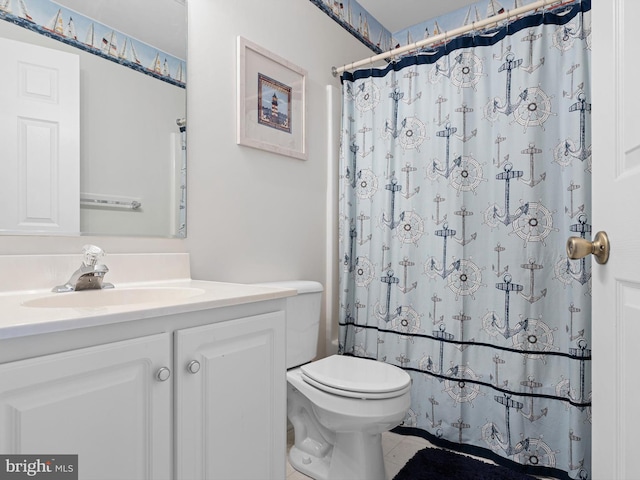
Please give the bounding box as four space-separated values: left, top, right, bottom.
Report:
332 0 568 77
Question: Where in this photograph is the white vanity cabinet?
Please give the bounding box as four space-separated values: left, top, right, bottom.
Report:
0 333 173 480
175 311 286 479
0 302 287 480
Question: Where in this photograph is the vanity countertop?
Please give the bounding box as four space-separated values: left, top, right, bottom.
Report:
0 279 296 340
0 252 301 340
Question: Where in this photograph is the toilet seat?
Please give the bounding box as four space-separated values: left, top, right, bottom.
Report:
300 355 411 400
301 373 412 399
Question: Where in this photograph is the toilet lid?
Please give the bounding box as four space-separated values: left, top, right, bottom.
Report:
300 355 411 399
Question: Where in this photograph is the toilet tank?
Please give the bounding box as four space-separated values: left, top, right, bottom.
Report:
255 280 323 369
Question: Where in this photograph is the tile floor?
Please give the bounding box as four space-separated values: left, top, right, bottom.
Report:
285 430 556 480
285 430 431 480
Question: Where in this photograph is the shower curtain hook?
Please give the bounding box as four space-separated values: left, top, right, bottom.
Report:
504 9 510 35
471 20 478 47
541 0 549 19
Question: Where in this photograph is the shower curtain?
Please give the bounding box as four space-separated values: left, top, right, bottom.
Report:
338 1 591 478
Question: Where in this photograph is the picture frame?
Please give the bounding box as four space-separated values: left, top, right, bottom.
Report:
237 36 308 160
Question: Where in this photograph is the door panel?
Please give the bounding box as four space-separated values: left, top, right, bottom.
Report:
0 37 79 233
592 0 640 478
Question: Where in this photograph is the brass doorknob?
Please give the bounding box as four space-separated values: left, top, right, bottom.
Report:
566 231 610 265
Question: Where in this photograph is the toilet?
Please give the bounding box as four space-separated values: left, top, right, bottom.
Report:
259 281 411 480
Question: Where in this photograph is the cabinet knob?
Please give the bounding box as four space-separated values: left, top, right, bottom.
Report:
156 367 171 382
187 360 201 374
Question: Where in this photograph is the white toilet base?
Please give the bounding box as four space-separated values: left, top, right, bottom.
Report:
289 444 331 480
330 431 386 480
286 364 410 480
289 431 386 480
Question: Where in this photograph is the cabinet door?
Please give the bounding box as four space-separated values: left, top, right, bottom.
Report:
0 333 172 480
175 311 286 480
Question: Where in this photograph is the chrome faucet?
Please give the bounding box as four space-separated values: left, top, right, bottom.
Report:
52 245 115 293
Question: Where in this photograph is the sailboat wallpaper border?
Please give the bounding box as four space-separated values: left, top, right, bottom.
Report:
308 0 393 54
392 0 552 49
0 0 186 88
309 0 562 60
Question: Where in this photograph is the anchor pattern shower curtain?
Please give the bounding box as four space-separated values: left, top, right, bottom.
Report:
338 2 591 478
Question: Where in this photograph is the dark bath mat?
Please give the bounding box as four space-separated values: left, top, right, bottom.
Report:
393 447 538 480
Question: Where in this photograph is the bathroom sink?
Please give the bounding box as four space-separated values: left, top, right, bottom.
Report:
22 287 206 308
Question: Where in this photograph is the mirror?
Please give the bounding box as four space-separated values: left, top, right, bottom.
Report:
0 0 187 238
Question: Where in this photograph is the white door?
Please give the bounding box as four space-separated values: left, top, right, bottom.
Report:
0 37 79 234
592 1 640 478
174 311 286 480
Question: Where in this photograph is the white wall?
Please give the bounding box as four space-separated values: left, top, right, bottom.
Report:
185 0 370 282
184 0 371 354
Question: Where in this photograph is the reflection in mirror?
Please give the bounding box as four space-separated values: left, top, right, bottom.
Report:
0 0 187 238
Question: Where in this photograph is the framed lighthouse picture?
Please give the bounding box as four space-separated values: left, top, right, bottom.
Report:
237 36 307 160
258 74 292 133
